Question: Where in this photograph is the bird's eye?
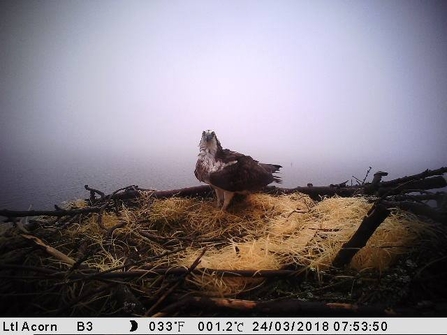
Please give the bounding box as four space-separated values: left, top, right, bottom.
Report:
202 131 205 136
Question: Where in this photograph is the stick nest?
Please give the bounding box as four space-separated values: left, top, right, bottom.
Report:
1 191 445 316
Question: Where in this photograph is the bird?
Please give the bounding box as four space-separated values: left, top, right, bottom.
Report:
194 130 282 210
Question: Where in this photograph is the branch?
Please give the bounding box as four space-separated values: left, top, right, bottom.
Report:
88 184 362 202
111 267 304 280
0 206 101 220
154 295 429 317
21 234 76 266
104 185 215 202
145 248 207 316
0 263 305 281
380 167 447 187
382 200 447 224
84 184 105 201
332 202 390 268
377 176 447 197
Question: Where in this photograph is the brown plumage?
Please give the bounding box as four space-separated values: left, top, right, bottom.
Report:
195 130 282 210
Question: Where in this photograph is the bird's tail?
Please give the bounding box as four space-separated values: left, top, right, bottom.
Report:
270 164 282 172
262 163 282 184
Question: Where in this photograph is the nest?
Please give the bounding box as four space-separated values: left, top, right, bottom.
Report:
0 191 445 316
153 194 437 295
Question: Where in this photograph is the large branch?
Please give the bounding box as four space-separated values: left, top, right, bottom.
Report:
377 176 447 197
108 184 361 202
0 263 305 281
380 167 447 187
154 295 431 317
103 166 447 202
0 206 101 220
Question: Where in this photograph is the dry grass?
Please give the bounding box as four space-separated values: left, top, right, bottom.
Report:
1 190 442 313
138 193 435 296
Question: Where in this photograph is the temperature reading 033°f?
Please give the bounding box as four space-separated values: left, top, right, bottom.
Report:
147 320 185 332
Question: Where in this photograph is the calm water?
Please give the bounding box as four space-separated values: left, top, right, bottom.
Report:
0 151 198 210
0 149 441 211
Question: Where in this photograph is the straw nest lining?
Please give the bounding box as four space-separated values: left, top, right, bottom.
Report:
1 190 441 313
157 193 434 296
59 192 436 296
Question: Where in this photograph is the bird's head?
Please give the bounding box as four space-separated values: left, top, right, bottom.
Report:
199 130 222 155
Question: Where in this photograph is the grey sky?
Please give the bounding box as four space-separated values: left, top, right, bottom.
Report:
1 0 447 190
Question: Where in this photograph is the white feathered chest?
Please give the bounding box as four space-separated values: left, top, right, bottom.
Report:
195 150 235 184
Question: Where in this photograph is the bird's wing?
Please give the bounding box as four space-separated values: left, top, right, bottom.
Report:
209 155 280 192
216 149 244 162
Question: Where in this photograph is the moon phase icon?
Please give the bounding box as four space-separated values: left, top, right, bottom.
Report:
130 320 138 332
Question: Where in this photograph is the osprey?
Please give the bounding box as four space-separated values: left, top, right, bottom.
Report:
194 130 282 210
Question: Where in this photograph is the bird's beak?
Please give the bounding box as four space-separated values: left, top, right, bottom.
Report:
204 133 214 142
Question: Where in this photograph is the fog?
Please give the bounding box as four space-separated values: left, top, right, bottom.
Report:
1 0 447 209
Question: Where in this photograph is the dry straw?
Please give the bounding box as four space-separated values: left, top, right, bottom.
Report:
157 193 435 296
25 192 438 298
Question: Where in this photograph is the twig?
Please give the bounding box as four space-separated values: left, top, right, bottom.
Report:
96 185 139 230
84 185 105 201
145 248 207 316
362 166 372 185
21 234 76 266
62 247 187 284
106 221 127 238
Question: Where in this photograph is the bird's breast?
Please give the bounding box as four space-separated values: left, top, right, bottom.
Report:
196 154 216 183
196 153 237 184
